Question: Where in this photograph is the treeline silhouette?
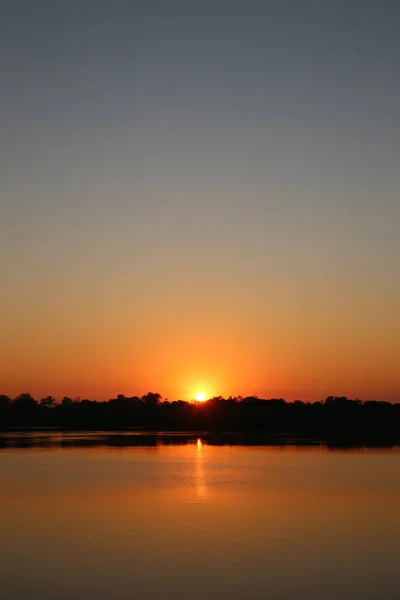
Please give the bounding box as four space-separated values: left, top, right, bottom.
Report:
0 393 399 437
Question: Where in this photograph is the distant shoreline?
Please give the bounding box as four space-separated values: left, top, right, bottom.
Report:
1 395 399 442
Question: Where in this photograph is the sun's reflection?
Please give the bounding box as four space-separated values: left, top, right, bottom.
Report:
195 438 207 501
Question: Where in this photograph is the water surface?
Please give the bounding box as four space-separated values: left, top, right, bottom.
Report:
1 432 399 600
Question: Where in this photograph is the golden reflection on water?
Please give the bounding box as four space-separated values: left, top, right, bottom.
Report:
1 436 400 600
195 438 207 501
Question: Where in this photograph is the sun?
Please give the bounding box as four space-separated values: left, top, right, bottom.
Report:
195 392 207 402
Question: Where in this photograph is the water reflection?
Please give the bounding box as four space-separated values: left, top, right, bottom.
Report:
0 436 400 600
0 430 399 451
195 438 207 501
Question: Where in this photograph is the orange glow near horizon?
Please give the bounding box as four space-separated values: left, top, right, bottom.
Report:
0 288 399 402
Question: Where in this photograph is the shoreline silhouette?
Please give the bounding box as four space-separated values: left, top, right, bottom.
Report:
1 393 399 441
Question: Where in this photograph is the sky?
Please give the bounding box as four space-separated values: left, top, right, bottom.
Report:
1 0 399 402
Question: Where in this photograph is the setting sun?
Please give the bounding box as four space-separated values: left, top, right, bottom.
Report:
195 392 207 402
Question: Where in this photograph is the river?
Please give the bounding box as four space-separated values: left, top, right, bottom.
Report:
1 432 399 600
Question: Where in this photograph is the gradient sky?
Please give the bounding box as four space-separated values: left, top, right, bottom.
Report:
1 0 399 401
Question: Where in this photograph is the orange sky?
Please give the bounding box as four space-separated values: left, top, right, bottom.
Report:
0 267 399 401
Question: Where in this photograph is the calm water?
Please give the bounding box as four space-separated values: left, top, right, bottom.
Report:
0 432 399 600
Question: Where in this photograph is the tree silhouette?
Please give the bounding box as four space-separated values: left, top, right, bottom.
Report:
0 395 10 407
142 392 162 406
40 396 56 409
14 393 37 408
0 391 398 438
61 397 73 406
